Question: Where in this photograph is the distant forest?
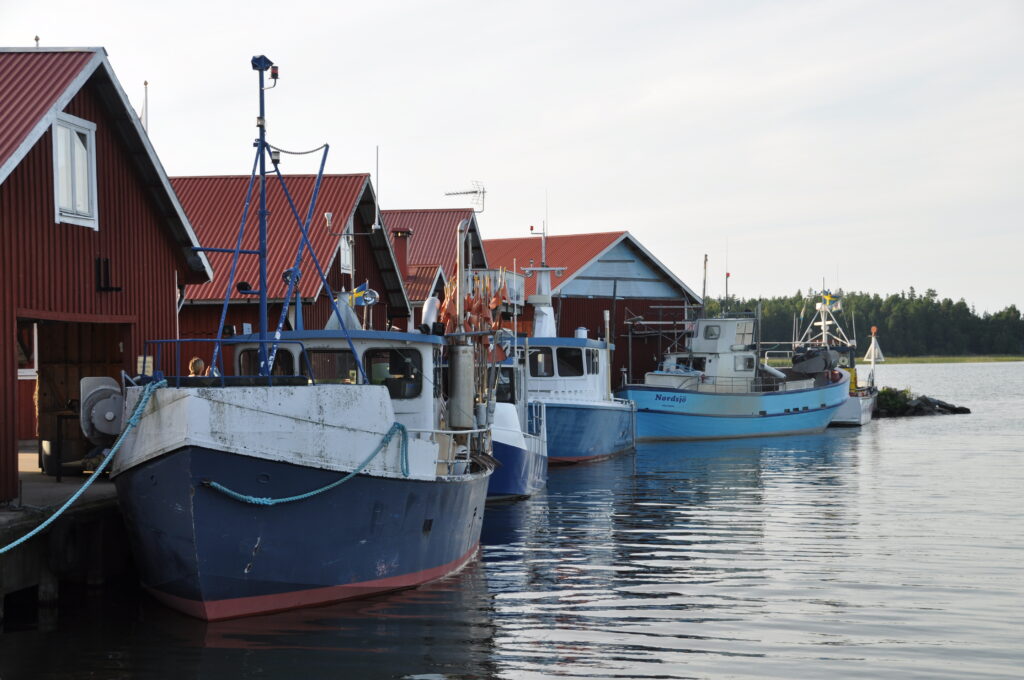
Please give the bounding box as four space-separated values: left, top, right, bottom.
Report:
701 288 1024 356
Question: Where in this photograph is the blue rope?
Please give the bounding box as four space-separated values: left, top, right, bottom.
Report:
0 379 167 555
203 421 409 506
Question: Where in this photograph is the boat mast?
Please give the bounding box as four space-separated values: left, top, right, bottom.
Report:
252 55 276 376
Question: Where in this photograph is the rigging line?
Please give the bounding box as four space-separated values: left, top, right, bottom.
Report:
266 142 328 155
268 156 369 384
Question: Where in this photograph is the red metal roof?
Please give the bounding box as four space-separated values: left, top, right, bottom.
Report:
382 209 486 278
172 174 370 301
0 49 97 182
404 265 445 303
483 231 626 296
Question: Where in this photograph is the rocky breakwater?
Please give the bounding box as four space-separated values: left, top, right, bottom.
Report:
875 387 971 418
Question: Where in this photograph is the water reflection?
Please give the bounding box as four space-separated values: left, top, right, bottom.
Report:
0 562 499 680
479 432 868 679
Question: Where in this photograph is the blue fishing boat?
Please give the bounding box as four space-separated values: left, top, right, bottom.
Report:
82 56 494 620
616 316 849 441
517 236 636 464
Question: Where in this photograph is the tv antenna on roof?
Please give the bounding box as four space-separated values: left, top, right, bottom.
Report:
444 181 486 213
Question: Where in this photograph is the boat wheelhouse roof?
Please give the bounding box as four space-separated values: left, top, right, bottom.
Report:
234 328 446 346
514 336 613 350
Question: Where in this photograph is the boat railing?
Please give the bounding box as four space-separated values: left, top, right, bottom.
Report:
698 375 788 394
526 401 545 437
613 397 636 409
408 426 491 475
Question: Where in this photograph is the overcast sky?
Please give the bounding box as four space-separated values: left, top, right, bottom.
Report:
4 0 1021 312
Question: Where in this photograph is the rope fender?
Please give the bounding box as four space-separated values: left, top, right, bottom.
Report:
0 379 167 555
202 421 409 506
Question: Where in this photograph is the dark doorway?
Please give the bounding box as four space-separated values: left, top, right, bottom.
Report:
28 320 129 476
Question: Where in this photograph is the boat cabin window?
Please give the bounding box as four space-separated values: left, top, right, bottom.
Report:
492 367 515 404
300 349 357 383
587 348 600 374
735 321 754 346
691 357 707 371
703 325 721 339
239 348 295 376
364 348 422 399
734 355 755 372
556 348 584 377
529 347 554 377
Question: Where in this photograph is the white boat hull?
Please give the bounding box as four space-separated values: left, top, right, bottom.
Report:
830 391 876 427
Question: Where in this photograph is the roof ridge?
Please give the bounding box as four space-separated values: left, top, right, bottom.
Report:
0 47 104 53
382 207 474 214
171 172 369 180
484 230 626 242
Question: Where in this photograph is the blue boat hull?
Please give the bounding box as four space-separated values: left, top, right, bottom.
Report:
544 402 636 464
487 440 547 499
114 445 491 620
618 380 849 441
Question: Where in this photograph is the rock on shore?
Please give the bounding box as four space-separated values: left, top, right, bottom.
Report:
875 387 971 418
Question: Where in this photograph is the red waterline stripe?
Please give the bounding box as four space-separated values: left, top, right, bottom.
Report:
146 542 481 621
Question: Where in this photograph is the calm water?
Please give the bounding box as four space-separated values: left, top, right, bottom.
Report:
1 362 1021 679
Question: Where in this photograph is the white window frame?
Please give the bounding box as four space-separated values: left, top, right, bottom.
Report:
52 112 99 230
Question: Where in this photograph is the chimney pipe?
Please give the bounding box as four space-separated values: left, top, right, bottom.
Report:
391 227 412 276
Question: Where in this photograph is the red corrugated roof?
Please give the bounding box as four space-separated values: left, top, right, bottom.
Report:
0 49 97 181
172 174 369 301
404 265 444 303
483 232 626 296
382 209 485 279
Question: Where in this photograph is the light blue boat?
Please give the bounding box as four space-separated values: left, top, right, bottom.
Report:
616 317 849 441
515 246 636 464
519 336 636 464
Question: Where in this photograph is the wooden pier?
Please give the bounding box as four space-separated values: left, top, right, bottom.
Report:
0 444 132 629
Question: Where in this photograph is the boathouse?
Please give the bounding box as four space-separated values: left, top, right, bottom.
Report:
382 209 487 325
483 231 702 383
0 47 212 500
174 174 411 354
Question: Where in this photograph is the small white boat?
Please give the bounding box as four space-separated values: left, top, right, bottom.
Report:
794 292 883 427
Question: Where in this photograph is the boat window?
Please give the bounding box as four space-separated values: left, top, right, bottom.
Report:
736 321 754 346
734 355 755 372
587 348 600 374
529 347 554 377
691 357 706 371
239 348 295 376
492 367 515 404
704 325 721 339
364 348 423 399
556 348 584 377
300 349 357 383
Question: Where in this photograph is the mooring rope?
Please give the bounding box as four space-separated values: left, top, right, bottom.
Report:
202 421 409 506
0 379 167 555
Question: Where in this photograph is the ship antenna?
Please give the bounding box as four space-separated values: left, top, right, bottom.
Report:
444 181 486 214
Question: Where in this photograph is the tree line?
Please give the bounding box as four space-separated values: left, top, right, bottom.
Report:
703 288 1023 356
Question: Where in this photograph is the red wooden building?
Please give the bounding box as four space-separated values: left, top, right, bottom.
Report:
174 174 411 356
0 47 211 500
484 231 702 384
382 209 486 325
